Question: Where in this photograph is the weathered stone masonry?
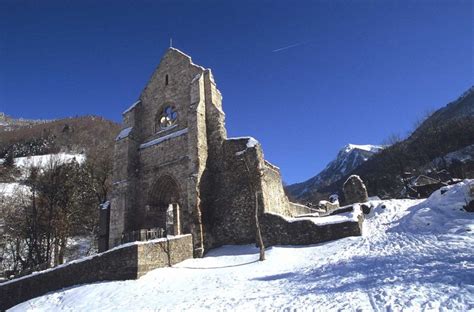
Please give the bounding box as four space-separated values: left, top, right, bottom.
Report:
108 48 363 256
108 48 309 255
0 235 193 311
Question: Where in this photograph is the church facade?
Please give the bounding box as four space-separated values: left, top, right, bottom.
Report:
108 48 307 256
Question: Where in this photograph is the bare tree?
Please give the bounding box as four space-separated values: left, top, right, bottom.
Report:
241 155 265 261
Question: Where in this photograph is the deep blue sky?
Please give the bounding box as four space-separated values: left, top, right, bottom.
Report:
1 0 472 184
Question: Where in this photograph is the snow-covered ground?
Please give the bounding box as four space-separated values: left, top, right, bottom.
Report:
10 181 474 311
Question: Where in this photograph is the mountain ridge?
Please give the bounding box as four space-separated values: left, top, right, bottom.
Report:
287 85 474 203
287 143 383 199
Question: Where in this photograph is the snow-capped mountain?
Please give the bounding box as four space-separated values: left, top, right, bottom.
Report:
287 144 384 199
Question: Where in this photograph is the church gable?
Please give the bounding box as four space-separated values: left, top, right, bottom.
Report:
137 49 205 142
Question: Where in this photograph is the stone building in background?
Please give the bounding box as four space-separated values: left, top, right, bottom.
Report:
107 48 306 256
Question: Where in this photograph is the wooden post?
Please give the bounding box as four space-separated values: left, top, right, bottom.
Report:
255 191 265 261
241 155 265 261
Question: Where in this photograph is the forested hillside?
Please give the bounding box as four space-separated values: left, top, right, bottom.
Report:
288 87 474 204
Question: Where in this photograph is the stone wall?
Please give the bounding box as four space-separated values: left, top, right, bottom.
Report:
202 138 258 248
0 235 193 311
260 160 292 216
343 175 369 205
202 137 312 250
288 202 314 216
260 212 363 246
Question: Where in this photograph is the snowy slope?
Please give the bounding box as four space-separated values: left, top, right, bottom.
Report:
10 180 474 311
12 153 85 171
287 144 383 199
0 153 85 183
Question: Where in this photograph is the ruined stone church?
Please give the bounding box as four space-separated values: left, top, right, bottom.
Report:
0 48 364 311
107 48 362 256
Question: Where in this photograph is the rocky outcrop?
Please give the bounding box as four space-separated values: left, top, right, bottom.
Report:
343 175 368 205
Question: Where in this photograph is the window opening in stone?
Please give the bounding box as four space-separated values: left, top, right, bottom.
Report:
147 176 182 236
165 74 169 86
166 204 180 235
158 106 178 129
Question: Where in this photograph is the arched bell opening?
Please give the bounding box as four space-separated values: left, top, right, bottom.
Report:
147 175 182 236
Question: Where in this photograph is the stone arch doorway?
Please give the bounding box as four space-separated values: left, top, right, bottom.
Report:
148 175 182 236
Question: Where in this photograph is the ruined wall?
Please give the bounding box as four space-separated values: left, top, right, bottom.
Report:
260 213 363 246
202 137 295 250
288 202 314 216
0 235 193 311
202 138 257 249
109 128 140 247
260 160 292 216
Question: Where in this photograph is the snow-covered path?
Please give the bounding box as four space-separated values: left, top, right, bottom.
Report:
10 181 474 311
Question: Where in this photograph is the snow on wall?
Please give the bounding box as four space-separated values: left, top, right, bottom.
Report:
122 100 141 115
275 204 362 226
230 136 259 156
116 127 132 141
139 128 188 149
0 235 194 311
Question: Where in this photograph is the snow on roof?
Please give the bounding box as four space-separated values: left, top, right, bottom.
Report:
411 175 441 187
116 127 132 141
122 100 141 115
139 128 188 149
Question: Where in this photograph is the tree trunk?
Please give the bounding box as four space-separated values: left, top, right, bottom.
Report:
255 192 265 261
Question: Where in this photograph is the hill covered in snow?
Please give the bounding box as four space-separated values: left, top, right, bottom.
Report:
10 180 474 311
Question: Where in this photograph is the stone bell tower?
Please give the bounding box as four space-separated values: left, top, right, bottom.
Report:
108 48 226 257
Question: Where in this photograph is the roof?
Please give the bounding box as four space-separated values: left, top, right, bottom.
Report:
411 175 441 187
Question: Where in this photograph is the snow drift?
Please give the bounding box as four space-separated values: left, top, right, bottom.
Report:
9 181 474 311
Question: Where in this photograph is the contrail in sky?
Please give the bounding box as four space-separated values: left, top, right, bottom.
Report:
272 41 311 53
